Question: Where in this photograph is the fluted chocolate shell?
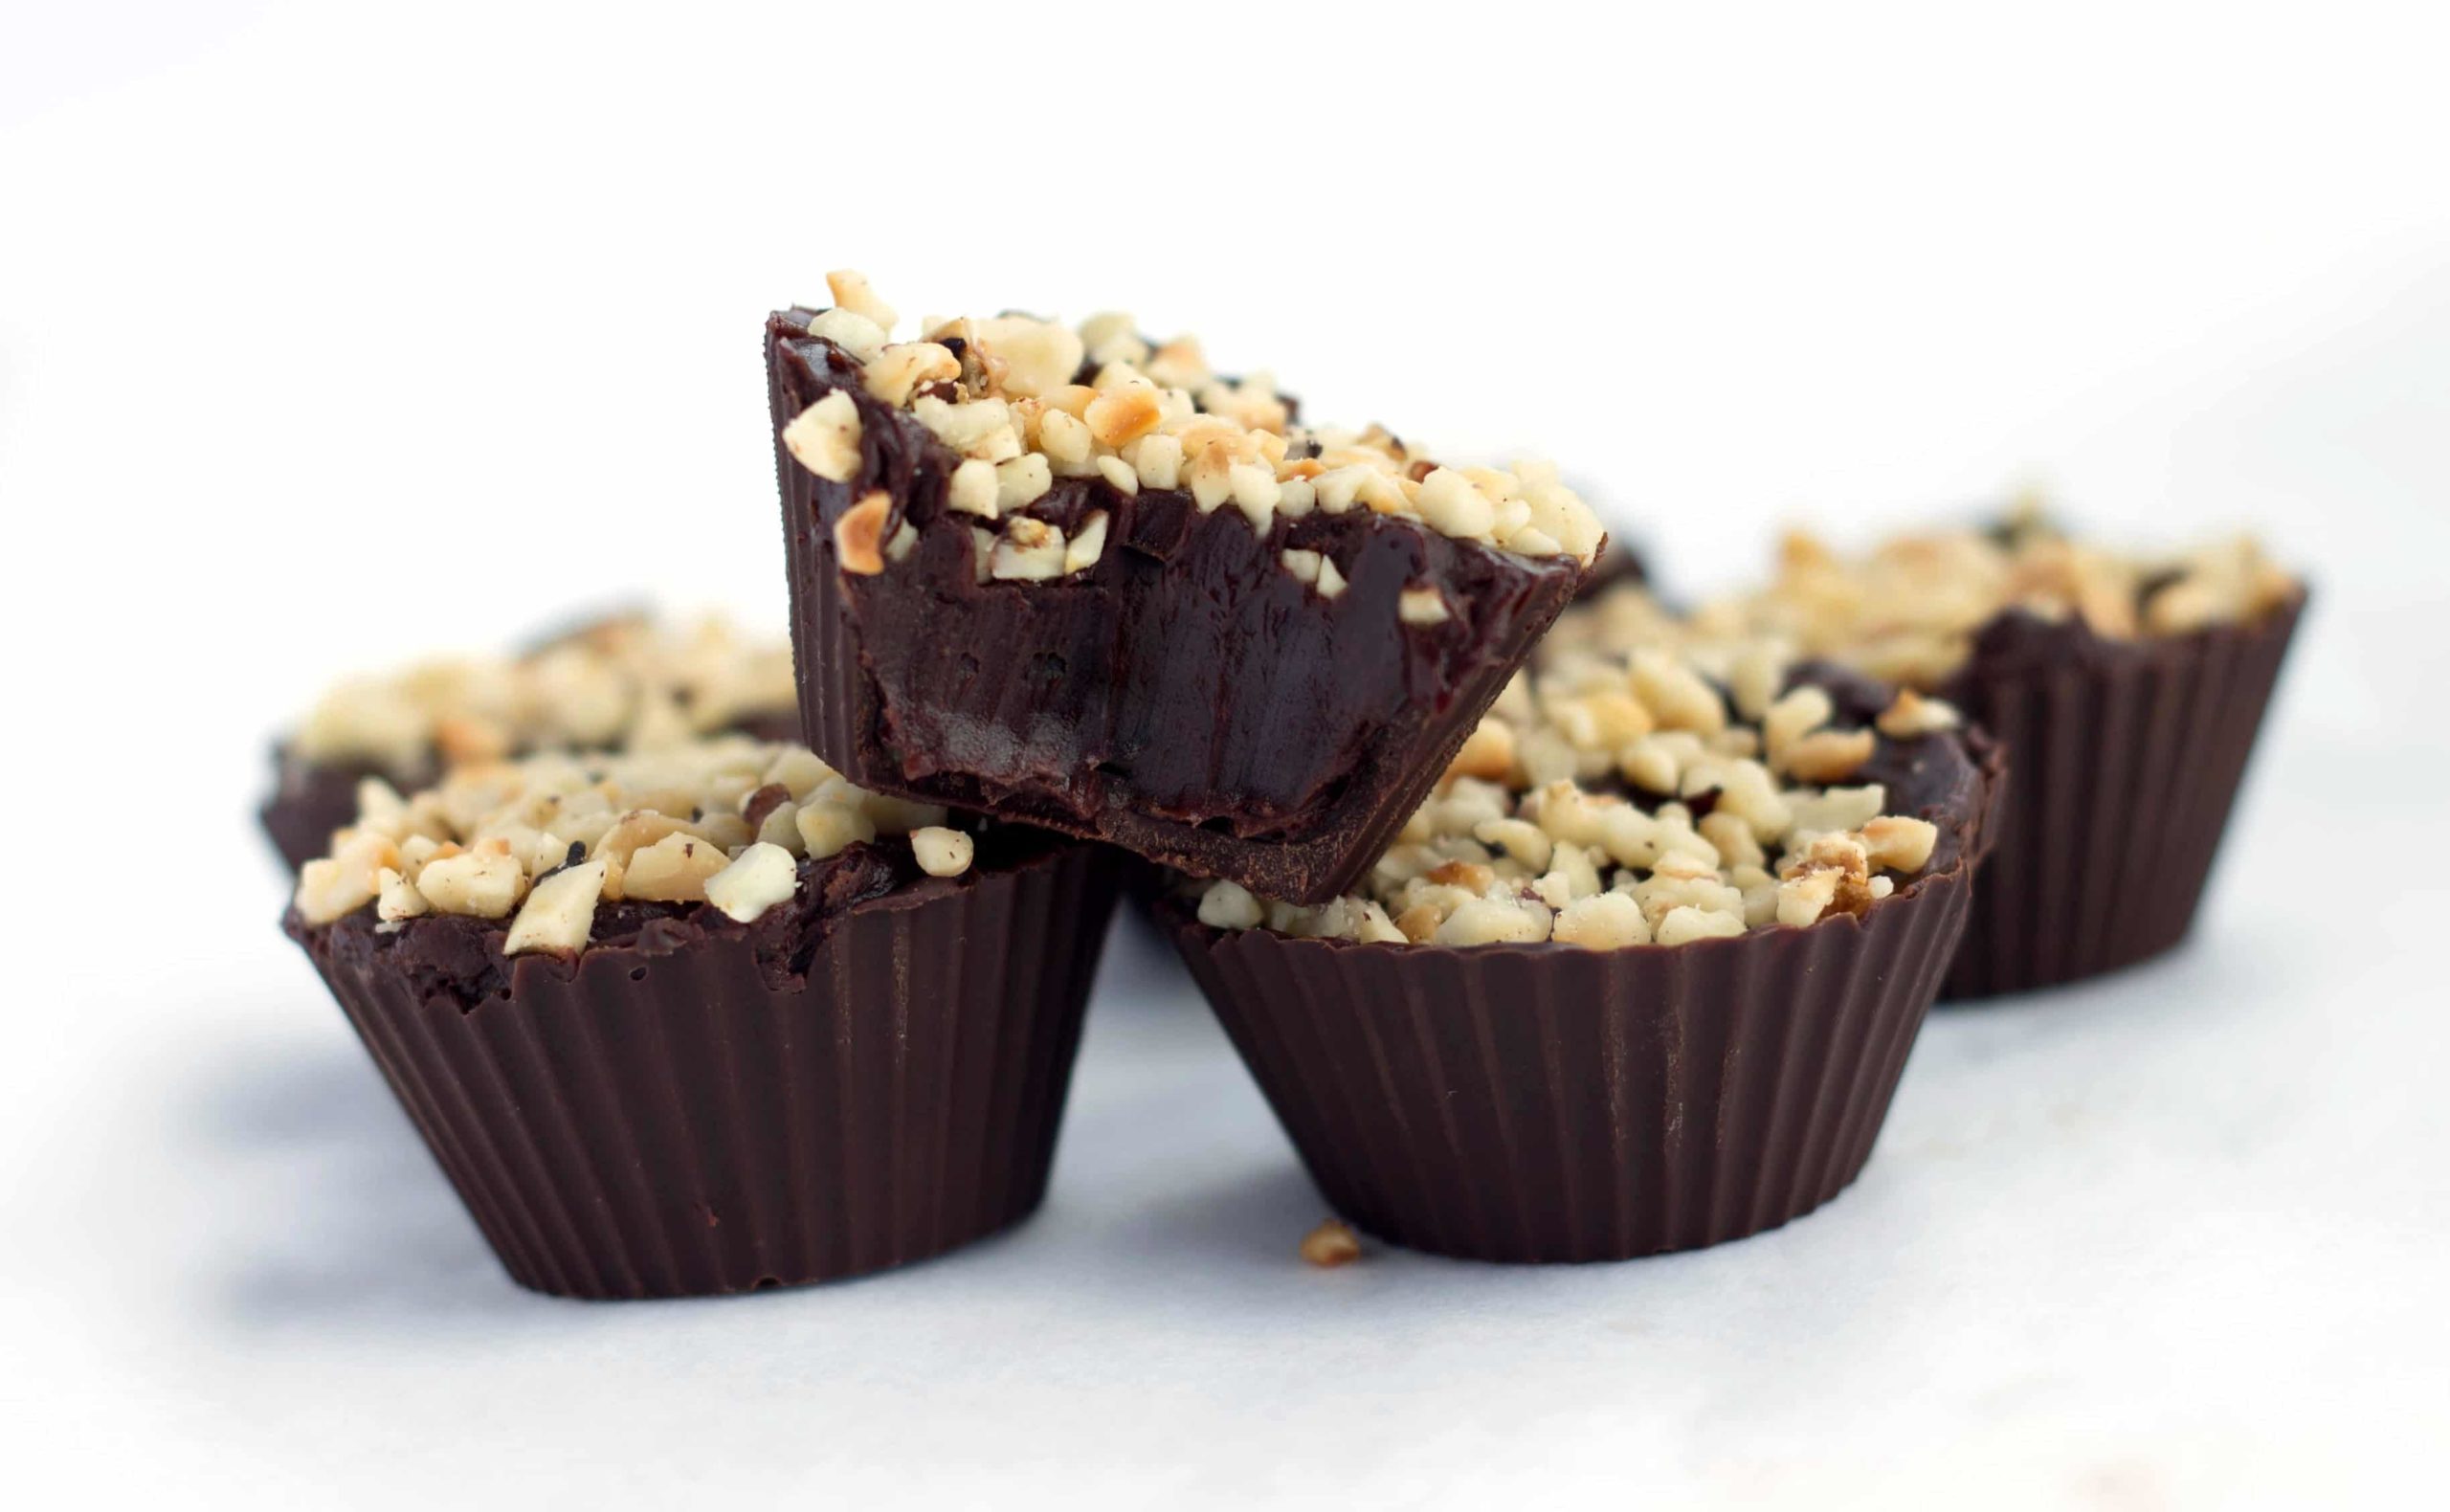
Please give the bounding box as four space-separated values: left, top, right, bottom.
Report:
1935 589 2305 1000
768 312 1588 905
1165 732 2006 1263
286 838 1122 1299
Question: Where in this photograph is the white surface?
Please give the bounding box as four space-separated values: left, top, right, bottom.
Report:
4 3 2448 1506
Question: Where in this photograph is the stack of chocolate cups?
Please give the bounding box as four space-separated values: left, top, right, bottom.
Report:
274 275 2298 1294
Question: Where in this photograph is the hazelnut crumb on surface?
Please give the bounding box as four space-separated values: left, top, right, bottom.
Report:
1300 1219 1363 1268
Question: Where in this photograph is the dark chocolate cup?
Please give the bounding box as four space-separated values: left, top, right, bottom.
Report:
768 314 1587 905
260 745 388 873
1936 590 2305 1001
288 843 1122 1300
1162 742 2005 1263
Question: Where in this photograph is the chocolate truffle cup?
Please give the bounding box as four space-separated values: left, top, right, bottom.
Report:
768 314 1589 905
1163 737 2005 1264
287 840 1121 1300
1936 589 2305 1001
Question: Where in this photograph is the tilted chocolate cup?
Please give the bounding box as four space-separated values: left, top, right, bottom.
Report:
287 841 1122 1300
768 312 1589 905
1165 736 2006 1263
1936 589 2305 1000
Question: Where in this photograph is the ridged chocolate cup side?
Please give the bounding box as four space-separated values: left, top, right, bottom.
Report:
1937 591 2305 1001
289 843 1122 1300
1163 741 2005 1263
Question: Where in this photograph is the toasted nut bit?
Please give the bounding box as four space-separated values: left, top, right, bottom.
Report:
796 800 878 859
911 826 974 878
1037 409 1095 476
1300 1219 1362 1268
621 832 728 902
834 491 894 575
861 342 960 407
1086 386 1164 448
1094 454 1139 495
973 316 1083 398
1763 685 1833 766
1782 728 1878 784
1447 718 1516 781
1553 891 1649 948
504 859 607 955
1130 432 1184 490
806 307 886 363
885 522 919 563
1197 879 1263 929
374 866 430 923
434 713 510 766
781 390 864 482
1414 468 1494 538
296 854 383 925
1875 688 1962 740
1655 905 1747 945
995 453 1053 510
947 458 1000 519
705 842 800 923
1281 548 1323 587
1314 558 1348 598
1861 815 1939 873
912 395 1021 462
1064 511 1110 574
825 269 898 330
1398 586 1451 626
416 851 528 919
991 517 1068 581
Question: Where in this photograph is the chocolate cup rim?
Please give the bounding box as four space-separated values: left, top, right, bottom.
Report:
1157 726 2008 964
286 834 1095 991
1946 583 2310 683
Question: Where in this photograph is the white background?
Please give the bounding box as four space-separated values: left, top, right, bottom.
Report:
4 2 2448 1506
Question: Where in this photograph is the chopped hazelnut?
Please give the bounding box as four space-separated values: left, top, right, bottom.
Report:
781 389 864 483
504 859 606 955
704 842 800 923
1300 1219 1362 1268
911 826 974 878
835 491 894 575
1398 587 1451 626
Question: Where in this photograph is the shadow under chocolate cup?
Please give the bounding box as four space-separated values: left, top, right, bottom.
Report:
286 839 1122 1300
1935 589 2305 1002
768 313 1588 906
1161 736 2007 1263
